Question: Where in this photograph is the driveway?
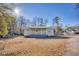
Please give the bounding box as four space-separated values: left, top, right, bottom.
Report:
64 35 79 56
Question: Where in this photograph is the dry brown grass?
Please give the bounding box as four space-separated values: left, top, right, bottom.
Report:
0 36 65 56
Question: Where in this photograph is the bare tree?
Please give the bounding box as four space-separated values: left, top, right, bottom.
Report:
33 17 46 26
32 17 37 26
17 16 26 35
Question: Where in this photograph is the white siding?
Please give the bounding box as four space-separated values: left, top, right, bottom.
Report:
24 28 54 36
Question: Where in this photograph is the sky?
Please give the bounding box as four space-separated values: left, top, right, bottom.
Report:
16 3 79 27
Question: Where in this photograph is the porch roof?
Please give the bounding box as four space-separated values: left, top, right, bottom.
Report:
26 26 53 29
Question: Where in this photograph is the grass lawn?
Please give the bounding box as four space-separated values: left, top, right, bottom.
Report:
0 36 65 56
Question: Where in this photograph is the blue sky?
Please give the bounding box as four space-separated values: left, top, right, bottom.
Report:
17 3 79 27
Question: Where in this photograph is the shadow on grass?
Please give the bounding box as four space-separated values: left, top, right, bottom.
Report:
0 35 18 40
0 37 13 40
25 35 71 39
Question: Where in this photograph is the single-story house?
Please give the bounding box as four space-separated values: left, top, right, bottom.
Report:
24 26 54 37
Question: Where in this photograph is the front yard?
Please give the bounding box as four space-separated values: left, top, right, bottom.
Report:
0 35 79 56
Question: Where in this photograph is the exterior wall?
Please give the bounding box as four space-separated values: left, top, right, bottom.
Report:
24 28 54 36
47 28 54 36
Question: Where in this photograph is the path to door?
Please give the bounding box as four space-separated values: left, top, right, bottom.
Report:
64 35 79 56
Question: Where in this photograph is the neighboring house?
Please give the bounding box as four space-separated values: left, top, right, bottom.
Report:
64 28 79 35
74 29 79 34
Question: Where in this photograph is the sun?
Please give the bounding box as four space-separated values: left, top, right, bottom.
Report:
14 8 20 15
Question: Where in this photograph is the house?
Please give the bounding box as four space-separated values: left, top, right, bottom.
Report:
24 26 54 37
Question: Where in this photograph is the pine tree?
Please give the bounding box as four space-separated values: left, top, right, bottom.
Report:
53 16 63 36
